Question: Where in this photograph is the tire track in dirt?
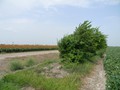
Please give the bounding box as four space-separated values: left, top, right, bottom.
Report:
0 50 58 60
80 59 106 90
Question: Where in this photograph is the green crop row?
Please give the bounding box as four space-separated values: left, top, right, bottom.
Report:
104 47 120 90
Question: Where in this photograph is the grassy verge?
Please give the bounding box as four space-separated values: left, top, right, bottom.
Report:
0 56 100 90
104 47 120 90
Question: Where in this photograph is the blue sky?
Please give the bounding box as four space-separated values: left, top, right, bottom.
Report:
0 0 120 46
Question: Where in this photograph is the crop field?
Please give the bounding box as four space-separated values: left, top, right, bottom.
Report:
104 47 120 90
0 44 58 53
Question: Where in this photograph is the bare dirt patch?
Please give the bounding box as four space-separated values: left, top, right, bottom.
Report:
41 63 69 78
21 86 35 90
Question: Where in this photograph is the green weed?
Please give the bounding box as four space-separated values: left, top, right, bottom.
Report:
10 61 24 71
25 59 35 67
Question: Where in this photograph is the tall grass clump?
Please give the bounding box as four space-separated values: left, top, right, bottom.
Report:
10 61 24 71
0 80 20 90
58 20 107 63
25 59 35 67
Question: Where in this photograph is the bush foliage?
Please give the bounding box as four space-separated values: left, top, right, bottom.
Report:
58 21 107 63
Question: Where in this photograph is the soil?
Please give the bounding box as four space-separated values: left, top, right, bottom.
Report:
21 86 35 90
0 50 58 60
41 63 69 78
80 59 106 90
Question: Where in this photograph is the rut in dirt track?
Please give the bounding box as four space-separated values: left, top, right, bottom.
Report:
80 59 106 90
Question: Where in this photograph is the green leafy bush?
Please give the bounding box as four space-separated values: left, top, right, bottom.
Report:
58 21 107 63
10 61 24 71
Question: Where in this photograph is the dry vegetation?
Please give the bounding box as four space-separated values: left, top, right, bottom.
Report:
0 44 58 53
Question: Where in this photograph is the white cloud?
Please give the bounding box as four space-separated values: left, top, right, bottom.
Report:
0 18 35 33
3 27 17 33
0 18 34 25
0 0 120 12
0 0 119 17
35 0 120 8
95 0 120 5
0 0 35 10
36 0 91 8
11 18 34 24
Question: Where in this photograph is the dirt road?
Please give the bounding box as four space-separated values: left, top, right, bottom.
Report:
0 50 59 60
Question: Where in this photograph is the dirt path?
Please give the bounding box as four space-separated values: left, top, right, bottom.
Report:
80 59 106 90
0 50 58 60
